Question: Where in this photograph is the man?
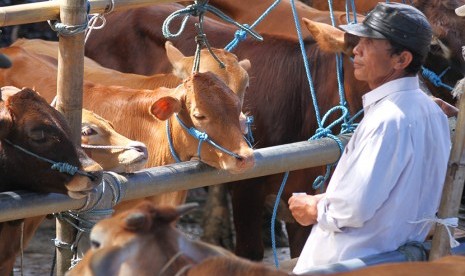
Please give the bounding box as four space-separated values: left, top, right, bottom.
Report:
289 3 451 273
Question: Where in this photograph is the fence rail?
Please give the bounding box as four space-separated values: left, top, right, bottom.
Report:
0 135 350 222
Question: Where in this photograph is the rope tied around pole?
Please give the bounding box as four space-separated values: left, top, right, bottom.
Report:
47 0 91 37
53 172 125 268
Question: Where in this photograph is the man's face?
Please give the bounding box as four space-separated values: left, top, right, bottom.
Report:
352 37 400 89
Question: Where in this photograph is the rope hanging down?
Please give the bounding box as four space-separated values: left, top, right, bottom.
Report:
162 0 263 72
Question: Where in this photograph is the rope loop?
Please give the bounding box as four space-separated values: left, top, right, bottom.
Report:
421 66 454 91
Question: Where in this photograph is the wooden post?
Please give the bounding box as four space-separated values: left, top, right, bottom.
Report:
430 79 465 260
54 0 87 274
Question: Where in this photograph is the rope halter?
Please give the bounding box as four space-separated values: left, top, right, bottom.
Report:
2 139 97 180
166 114 243 163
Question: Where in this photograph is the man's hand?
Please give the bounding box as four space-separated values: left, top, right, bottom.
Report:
288 193 325 226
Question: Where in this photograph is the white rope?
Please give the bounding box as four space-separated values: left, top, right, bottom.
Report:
84 0 115 43
409 216 460 248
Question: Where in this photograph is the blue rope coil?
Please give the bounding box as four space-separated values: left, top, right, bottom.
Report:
421 66 454 91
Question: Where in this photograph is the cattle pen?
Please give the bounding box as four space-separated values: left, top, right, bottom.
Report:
1 0 465 275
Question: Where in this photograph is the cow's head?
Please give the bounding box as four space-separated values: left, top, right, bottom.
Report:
0 87 102 198
150 72 255 174
66 201 199 276
81 109 148 173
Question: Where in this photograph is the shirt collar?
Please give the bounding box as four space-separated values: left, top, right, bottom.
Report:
362 76 420 112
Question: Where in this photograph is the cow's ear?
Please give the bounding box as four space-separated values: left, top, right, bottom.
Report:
150 96 182 121
302 18 352 55
165 41 190 79
0 101 13 139
238 59 251 72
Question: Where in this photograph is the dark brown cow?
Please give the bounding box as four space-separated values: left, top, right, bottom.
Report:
66 201 235 276
0 86 103 275
85 3 369 260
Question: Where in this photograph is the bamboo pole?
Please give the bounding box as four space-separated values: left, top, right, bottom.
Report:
54 0 87 274
429 79 465 260
0 0 182 27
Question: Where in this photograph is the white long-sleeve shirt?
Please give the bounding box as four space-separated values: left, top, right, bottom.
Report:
294 76 451 274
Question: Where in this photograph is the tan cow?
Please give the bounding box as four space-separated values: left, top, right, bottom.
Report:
66 200 235 276
11 38 251 103
8 39 252 133
81 109 148 174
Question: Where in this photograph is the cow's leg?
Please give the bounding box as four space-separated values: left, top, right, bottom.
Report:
286 223 312 258
229 177 266 261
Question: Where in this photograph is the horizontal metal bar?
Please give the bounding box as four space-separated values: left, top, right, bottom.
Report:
0 135 350 222
0 0 181 27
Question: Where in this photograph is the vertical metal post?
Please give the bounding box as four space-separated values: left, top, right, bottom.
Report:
54 0 86 274
430 80 465 260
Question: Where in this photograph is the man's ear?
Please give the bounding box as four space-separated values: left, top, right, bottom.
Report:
394 51 413 70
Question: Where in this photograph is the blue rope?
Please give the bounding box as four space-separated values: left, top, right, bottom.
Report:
271 171 289 268
245 115 255 145
166 119 182 163
225 0 282 51
166 114 243 162
2 139 92 178
421 66 454 91
162 2 262 42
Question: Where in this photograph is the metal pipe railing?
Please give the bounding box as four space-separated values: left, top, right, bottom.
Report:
0 135 351 222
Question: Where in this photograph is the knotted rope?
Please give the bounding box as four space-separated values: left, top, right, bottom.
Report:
409 216 460 248
162 0 262 73
166 114 243 163
53 172 125 269
47 0 90 37
2 139 95 179
421 66 454 92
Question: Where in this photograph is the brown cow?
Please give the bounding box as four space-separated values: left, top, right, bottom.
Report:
0 50 255 209
180 0 365 38
65 201 235 276
84 2 369 260
0 86 103 275
80 109 148 174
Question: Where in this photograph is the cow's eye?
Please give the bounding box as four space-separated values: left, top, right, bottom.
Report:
81 126 97 136
90 240 101 249
29 130 47 143
193 113 206 120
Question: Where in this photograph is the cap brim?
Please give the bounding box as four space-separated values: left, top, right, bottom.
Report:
456 4 465 16
339 23 386 39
